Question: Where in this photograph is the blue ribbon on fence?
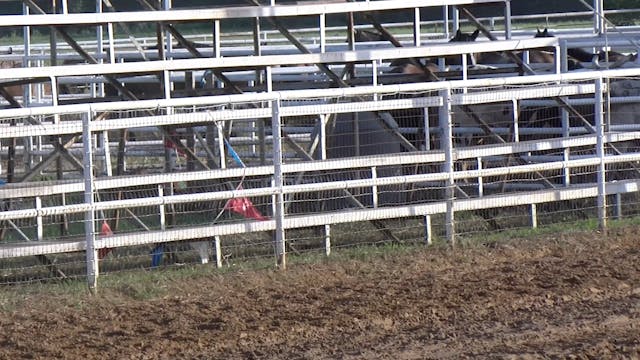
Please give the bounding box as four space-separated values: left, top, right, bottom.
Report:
151 244 164 268
224 137 245 168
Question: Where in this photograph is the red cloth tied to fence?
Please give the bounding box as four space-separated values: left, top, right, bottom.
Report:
98 221 113 259
224 197 266 221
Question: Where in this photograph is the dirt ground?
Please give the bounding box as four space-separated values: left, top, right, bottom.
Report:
1 227 639 359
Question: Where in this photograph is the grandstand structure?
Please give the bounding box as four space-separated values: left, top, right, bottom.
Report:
1 0 639 290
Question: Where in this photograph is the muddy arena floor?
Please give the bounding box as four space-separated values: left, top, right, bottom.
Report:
1 227 639 359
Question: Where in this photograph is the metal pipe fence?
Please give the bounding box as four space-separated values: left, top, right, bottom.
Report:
1 69 640 289
1 0 640 291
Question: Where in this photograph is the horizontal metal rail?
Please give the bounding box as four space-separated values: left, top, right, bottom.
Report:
3 62 637 123
0 37 561 81
0 0 506 27
2 178 639 259
1 131 638 201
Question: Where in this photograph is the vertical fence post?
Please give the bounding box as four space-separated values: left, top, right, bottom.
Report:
424 215 432 245
423 107 430 150
324 225 331 257
107 22 115 64
158 185 166 231
319 114 331 256
440 87 455 246
319 114 328 159
553 45 562 74
595 76 607 230
530 203 538 228
83 112 98 293
319 13 326 53
371 166 378 208
271 99 286 269
477 158 483 197
451 6 459 33
413 7 421 47
94 1 105 96
563 148 571 187
561 95 571 186
215 236 222 268
101 130 112 176
213 20 221 58
511 99 519 142
372 60 378 99
163 0 173 58
560 40 569 73
594 0 605 36
442 5 449 38
504 0 512 39
260 68 271 166
163 69 171 100
22 3 32 106
217 122 226 169
35 196 43 241
253 15 262 57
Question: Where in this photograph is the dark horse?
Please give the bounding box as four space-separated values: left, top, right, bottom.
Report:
387 29 480 75
534 27 637 68
443 29 480 66
463 27 583 70
534 28 594 63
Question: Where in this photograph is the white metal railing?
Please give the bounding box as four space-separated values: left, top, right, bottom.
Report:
0 70 635 291
4 62 640 124
8 6 636 55
0 0 506 27
0 71 635 217
0 37 562 82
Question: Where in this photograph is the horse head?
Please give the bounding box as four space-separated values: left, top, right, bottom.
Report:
535 27 551 38
446 29 480 66
534 28 594 63
451 29 480 43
